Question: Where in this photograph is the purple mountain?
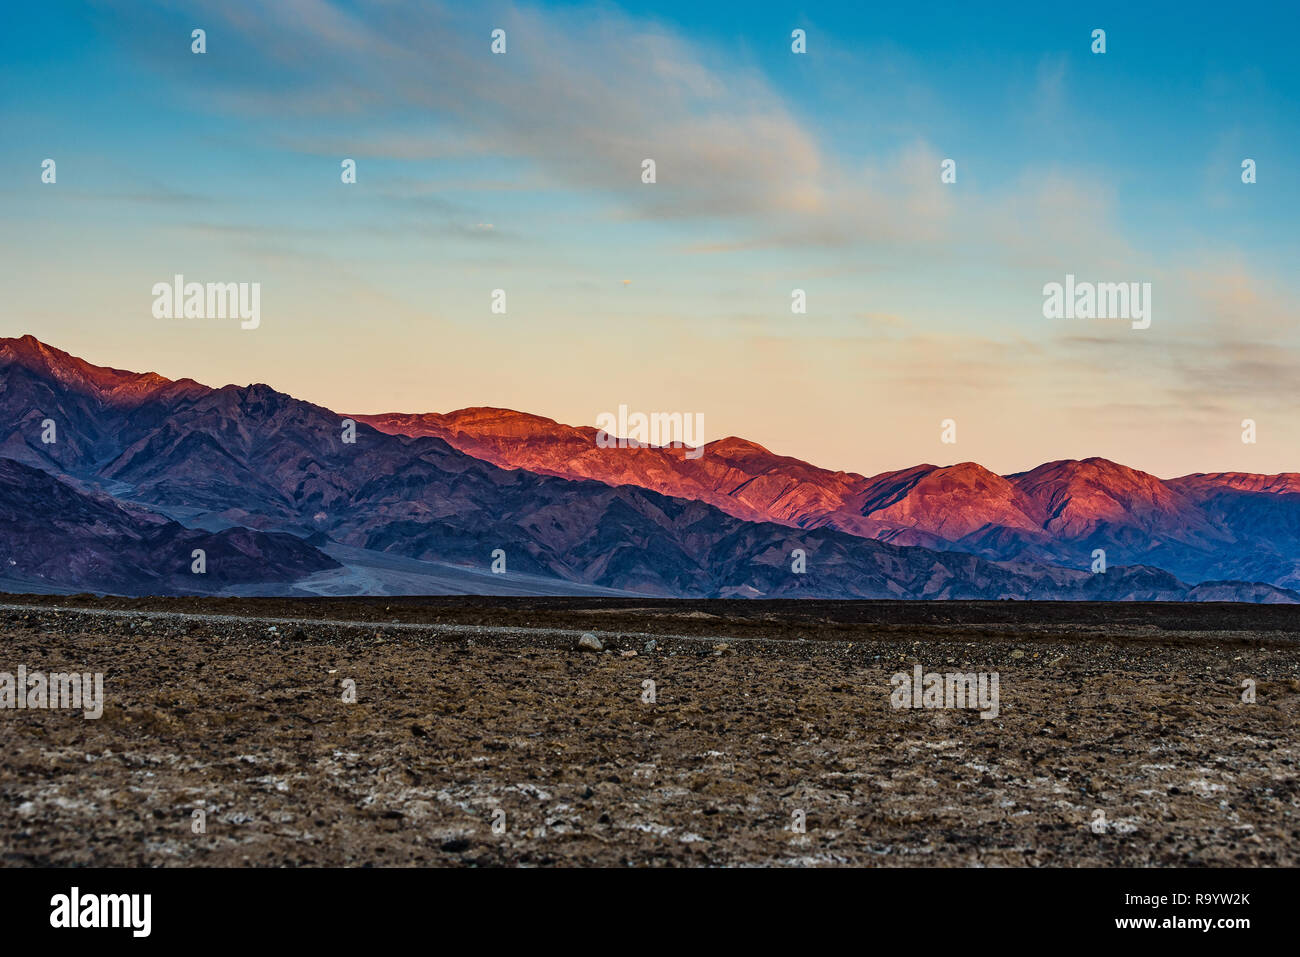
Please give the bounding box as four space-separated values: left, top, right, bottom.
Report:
1 335 1295 601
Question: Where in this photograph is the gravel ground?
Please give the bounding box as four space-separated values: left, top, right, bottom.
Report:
1 597 1297 866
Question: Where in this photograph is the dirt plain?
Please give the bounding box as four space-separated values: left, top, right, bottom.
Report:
1 595 1297 867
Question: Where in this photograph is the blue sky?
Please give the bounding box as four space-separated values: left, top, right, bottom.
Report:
3 0 1298 477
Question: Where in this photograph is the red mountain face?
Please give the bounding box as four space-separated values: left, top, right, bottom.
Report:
0 335 203 408
1012 458 1194 534
354 409 869 528
360 408 1300 588
844 462 1045 542
1006 457 1232 550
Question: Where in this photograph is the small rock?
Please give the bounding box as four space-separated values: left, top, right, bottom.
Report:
621 650 637 658
1010 649 1025 659
577 633 603 652
643 639 657 653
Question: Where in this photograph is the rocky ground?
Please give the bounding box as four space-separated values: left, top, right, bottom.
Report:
1 596 1297 866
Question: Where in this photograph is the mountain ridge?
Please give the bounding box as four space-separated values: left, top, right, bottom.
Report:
357 406 1300 589
3 335 1296 600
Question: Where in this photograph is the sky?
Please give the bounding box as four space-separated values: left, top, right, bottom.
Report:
2 0 1298 479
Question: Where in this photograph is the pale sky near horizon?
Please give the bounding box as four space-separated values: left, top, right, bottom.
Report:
3 1 1298 479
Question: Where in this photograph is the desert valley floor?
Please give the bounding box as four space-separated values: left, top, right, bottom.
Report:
1 596 1297 867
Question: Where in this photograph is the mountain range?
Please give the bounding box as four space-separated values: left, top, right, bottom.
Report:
2 334 1296 602
357 408 1300 591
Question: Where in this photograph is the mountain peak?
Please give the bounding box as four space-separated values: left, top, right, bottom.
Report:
1 334 180 404
1009 456 1190 537
441 407 566 434
1012 456 1165 488
861 460 1044 537
705 436 776 457
937 460 1000 478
